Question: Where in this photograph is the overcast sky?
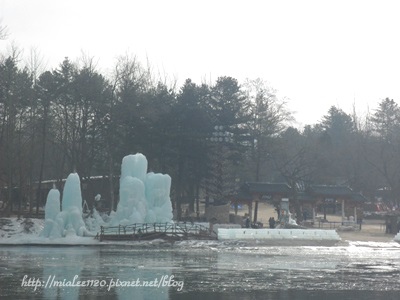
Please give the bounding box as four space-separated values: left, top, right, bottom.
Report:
1 0 400 127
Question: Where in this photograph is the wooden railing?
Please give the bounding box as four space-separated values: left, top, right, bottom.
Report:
98 222 216 241
316 220 362 230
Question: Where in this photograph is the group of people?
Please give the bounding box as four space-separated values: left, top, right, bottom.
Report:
244 216 277 228
245 217 262 228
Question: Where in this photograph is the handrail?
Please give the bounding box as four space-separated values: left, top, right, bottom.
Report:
317 220 361 230
99 222 216 241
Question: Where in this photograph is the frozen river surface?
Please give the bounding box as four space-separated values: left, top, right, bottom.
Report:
1 240 400 300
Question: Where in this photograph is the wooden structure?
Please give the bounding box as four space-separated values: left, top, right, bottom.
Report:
231 182 367 224
231 182 292 223
97 222 217 242
307 185 367 223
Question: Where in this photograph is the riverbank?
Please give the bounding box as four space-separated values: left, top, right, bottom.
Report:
0 203 397 245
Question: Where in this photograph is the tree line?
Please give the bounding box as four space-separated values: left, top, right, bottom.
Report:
0 52 399 218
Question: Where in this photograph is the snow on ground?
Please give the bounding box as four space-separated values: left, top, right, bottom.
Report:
0 217 44 238
0 217 174 246
0 217 99 245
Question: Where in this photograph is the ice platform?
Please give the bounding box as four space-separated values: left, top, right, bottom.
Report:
217 228 341 245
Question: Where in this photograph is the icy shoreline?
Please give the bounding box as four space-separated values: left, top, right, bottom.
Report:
1 217 400 248
0 217 97 245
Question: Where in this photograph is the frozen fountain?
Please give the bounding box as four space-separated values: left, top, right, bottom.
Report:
111 153 173 225
40 187 61 238
40 153 173 239
40 173 90 238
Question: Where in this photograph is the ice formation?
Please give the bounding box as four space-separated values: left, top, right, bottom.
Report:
145 172 173 223
40 188 61 238
40 153 173 238
41 173 89 238
112 153 173 225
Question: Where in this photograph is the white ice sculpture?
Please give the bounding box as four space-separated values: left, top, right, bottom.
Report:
121 153 148 183
41 153 173 238
145 172 173 223
112 153 173 225
113 175 147 225
40 188 62 238
57 173 87 237
41 173 88 238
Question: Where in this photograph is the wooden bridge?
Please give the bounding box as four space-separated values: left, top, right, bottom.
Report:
97 222 217 242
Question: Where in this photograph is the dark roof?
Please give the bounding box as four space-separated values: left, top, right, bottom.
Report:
308 185 368 202
351 193 368 202
296 192 314 202
230 189 253 201
375 187 391 197
243 182 292 195
309 185 354 197
230 183 369 203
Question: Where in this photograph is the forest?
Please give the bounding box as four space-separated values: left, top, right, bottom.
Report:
1 48 400 218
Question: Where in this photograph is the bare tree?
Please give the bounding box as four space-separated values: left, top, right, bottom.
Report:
243 78 293 181
272 127 318 222
0 21 9 40
26 47 46 83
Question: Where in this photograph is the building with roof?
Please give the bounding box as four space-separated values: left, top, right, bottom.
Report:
230 182 368 225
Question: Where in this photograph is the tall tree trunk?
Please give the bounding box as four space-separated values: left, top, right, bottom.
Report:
36 108 48 216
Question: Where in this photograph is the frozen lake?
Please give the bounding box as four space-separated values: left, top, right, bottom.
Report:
1 241 400 299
